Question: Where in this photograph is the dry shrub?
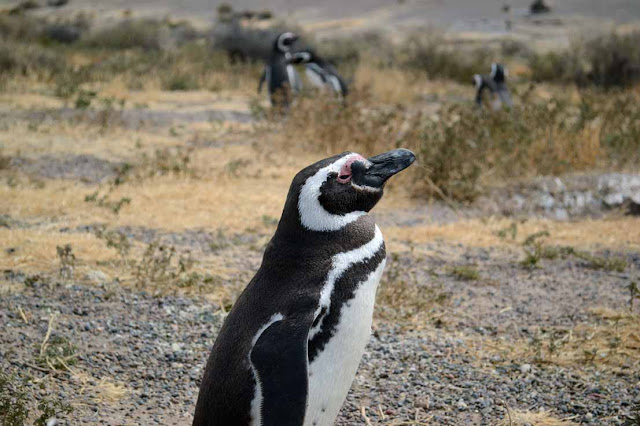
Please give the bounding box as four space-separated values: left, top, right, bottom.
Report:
269 89 640 202
499 409 578 426
478 310 639 369
530 30 640 88
408 91 640 201
81 19 168 50
275 88 410 156
400 33 491 84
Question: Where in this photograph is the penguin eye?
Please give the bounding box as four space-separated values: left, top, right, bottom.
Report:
336 162 353 184
337 172 352 184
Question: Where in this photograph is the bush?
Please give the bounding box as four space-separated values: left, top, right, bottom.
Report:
0 13 46 42
269 89 640 202
82 19 168 50
400 33 491 84
0 41 67 78
408 92 640 200
530 31 640 88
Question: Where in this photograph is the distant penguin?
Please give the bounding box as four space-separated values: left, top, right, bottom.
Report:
291 50 349 97
473 63 513 110
193 149 416 426
258 32 303 108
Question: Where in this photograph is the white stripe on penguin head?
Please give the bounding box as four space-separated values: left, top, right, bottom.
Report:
298 153 367 232
277 32 296 53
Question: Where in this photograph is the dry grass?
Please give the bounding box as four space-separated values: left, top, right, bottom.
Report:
72 371 130 403
499 409 579 426
473 310 640 370
385 217 640 252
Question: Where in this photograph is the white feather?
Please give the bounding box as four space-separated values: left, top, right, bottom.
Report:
308 226 384 340
305 65 326 89
304 260 386 426
297 154 367 232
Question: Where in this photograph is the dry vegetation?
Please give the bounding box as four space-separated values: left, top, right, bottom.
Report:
472 309 640 370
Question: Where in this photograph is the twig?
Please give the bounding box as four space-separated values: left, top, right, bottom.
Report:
8 360 69 380
40 313 58 358
18 306 29 324
500 399 513 426
361 406 373 426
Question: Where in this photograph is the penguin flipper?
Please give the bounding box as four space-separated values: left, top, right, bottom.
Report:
250 316 310 426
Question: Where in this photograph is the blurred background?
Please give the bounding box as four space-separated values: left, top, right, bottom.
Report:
0 0 639 425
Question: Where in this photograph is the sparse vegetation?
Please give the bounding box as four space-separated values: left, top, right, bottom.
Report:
376 252 449 323
450 265 480 281
0 371 73 426
530 31 640 88
56 244 75 279
520 231 628 272
85 190 131 215
271 87 640 202
0 372 29 426
480 309 640 368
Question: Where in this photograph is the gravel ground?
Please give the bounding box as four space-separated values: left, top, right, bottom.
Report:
2 236 638 425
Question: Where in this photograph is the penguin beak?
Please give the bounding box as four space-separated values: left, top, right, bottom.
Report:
288 52 311 64
351 149 416 189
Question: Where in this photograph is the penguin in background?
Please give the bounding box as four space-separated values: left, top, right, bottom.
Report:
193 149 416 426
473 63 513 110
290 50 349 98
258 32 303 108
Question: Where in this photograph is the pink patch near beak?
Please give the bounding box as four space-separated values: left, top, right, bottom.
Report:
337 154 366 184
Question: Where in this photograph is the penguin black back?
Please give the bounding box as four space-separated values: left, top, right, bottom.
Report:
193 149 415 426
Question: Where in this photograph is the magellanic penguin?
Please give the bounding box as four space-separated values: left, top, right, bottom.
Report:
258 31 303 108
290 50 349 98
193 149 416 426
473 63 513 110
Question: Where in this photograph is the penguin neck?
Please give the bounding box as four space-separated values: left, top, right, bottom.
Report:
273 205 378 253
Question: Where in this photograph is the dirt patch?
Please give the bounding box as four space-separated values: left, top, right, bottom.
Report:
11 154 124 184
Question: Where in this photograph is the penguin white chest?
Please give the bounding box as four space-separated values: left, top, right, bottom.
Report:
304 259 386 426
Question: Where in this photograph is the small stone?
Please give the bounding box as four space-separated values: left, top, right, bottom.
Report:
85 270 109 284
456 399 467 410
585 412 593 420
519 364 532 374
415 397 430 409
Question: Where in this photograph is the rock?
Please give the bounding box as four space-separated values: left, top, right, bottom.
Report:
537 194 555 210
604 193 625 207
456 399 468 410
530 0 551 14
519 364 532 374
415 396 430 409
85 270 109 284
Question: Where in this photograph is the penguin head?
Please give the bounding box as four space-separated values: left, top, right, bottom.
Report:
490 63 506 83
288 51 315 65
281 149 415 232
274 32 299 54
